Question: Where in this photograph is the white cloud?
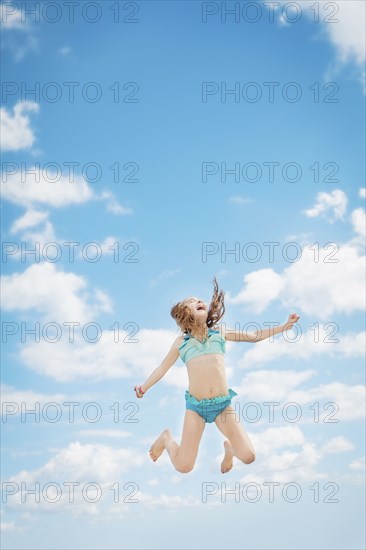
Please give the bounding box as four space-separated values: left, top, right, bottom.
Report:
235 370 366 422
229 196 252 204
349 456 365 471
238 329 365 368
170 475 183 484
19 220 58 249
0 384 67 418
0 521 18 532
1 166 94 208
284 244 364 318
0 102 39 151
270 0 366 90
138 493 201 509
322 1 365 66
351 208 366 238
164 363 189 389
2 440 204 516
1 262 112 324
359 188 366 199
10 209 49 234
278 14 288 27
243 439 324 485
216 269 229 278
99 236 119 255
236 425 355 485
6 217 65 263
249 425 306 455
147 477 160 486
17 327 184 383
0 5 40 61
283 232 313 246
8 216 124 263
303 190 347 222
58 46 71 56
236 369 315 401
149 269 181 287
226 268 284 314
106 201 133 216
5 441 146 515
12 34 39 62
0 260 187 383
226 241 365 318
287 382 366 422
1 168 131 216
0 4 27 29
2 260 363 385
100 191 133 216
320 436 355 454
26 442 145 480
0 387 134 440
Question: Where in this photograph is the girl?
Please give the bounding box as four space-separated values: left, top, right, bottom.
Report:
134 277 299 474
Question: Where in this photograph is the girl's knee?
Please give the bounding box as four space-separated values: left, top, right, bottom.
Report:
175 462 194 474
241 451 256 464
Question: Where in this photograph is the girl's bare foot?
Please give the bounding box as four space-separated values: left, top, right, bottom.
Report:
149 429 170 462
221 439 234 473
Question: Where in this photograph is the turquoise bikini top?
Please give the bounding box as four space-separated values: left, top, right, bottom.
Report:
178 328 226 365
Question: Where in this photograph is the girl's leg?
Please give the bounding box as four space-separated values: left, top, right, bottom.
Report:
214 405 256 466
149 410 206 473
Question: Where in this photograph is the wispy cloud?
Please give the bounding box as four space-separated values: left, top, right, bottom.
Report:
1 262 113 324
0 4 40 61
1 167 132 218
229 196 253 205
303 189 347 222
269 0 366 91
10 209 49 234
58 46 71 56
1 165 93 208
100 191 134 216
0 101 39 151
225 198 365 317
149 268 181 287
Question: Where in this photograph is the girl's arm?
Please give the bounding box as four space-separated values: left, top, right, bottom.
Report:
223 313 300 342
134 336 181 398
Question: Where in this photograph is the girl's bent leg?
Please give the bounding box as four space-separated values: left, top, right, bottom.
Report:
150 410 206 473
214 405 256 465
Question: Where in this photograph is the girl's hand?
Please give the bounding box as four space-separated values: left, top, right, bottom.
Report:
286 313 300 326
134 385 145 398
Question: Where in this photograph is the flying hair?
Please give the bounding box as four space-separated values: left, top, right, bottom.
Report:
170 276 225 335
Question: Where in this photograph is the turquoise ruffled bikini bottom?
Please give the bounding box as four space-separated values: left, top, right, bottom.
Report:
185 388 238 423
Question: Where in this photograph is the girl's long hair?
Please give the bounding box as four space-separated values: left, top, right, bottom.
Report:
170 276 225 335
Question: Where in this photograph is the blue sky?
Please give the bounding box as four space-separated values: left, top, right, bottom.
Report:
1 1 365 549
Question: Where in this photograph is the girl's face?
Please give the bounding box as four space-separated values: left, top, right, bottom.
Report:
183 296 208 320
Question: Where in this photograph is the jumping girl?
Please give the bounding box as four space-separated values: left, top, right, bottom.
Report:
134 277 300 474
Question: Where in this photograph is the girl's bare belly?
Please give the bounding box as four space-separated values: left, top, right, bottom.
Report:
186 354 229 400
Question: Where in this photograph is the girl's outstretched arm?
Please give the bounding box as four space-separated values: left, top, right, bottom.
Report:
134 336 181 398
223 313 300 343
